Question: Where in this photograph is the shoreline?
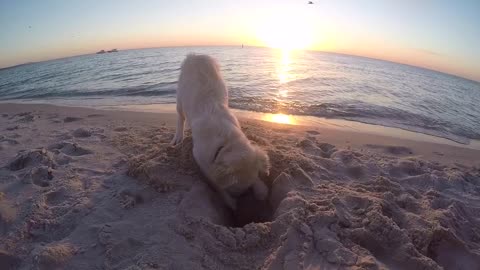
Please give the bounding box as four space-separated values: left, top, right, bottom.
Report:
111 103 480 150
1 102 479 167
2 101 480 151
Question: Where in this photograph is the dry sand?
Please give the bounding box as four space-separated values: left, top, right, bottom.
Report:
0 103 479 270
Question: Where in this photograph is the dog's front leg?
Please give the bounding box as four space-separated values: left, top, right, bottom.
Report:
220 190 237 210
171 112 185 145
252 180 269 200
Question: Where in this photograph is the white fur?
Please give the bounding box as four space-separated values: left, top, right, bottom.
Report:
172 54 270 209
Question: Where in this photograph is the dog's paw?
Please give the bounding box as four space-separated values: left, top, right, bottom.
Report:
221 192 237 210
170 134 183 145
252 181 269 201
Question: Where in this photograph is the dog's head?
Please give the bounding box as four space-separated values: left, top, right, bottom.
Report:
208 140 270 200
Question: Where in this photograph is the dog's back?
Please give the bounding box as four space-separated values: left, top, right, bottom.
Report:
172 54 269 210
177 54 228 118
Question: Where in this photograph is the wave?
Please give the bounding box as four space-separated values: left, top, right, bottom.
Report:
229 97 480 143
0 82 177 100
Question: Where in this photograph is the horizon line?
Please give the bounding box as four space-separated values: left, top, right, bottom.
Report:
1 44 479 84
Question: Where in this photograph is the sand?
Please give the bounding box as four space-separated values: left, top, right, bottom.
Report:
0 103 479 270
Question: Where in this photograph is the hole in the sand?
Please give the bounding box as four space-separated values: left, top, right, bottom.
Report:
227 188 275 227
188 165 276 228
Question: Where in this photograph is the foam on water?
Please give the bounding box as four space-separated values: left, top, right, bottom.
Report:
1 46 479 144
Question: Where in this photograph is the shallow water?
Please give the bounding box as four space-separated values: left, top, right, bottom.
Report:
1 46 479 143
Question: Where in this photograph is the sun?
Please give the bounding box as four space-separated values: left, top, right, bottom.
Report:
257 15 313 50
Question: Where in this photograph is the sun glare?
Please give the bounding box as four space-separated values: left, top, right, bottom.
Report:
258 15 313 50
277 49 292 84
263 113 296 125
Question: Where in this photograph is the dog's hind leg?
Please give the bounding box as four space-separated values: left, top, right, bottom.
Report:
171 105 185 145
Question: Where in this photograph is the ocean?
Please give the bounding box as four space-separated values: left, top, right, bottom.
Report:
1 46 479 144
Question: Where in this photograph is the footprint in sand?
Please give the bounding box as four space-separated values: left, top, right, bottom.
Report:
0 136 19 147
44 188 67 206
14 112 36 123
388 159 425 178
63 117 83 123
87 114 104 118
331 149 363 164
48 142 93 156
72 128 92 138
430 195 453 210
114 126 129 132
329 150 368 179
306 130 320 135
365 144 413 155
98 224 114 246
298 139 337 158
273 128 291 133
6 133 21 139
8 149 57 171
5 125 19 131
55 153 73 165
24 166 54 187
117 188 144 209
55 132 73 140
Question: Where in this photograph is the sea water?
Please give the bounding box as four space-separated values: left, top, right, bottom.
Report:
1 46 479 144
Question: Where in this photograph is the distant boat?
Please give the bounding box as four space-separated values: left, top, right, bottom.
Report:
96 50 106 54
107 49 118 53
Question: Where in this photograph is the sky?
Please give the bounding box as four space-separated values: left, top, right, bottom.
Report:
1 0 479 81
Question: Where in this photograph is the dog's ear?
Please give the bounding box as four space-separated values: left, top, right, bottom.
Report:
210 163 237 189
255 146 270 176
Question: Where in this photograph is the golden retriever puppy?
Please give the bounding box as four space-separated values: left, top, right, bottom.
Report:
171 54 270 209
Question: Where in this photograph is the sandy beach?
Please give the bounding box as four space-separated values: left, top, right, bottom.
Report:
1 103 479 270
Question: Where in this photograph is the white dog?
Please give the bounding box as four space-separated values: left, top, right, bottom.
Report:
171 54 270 209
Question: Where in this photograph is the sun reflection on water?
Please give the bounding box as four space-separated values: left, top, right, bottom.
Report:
277 49 292 85
271 50 297 120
